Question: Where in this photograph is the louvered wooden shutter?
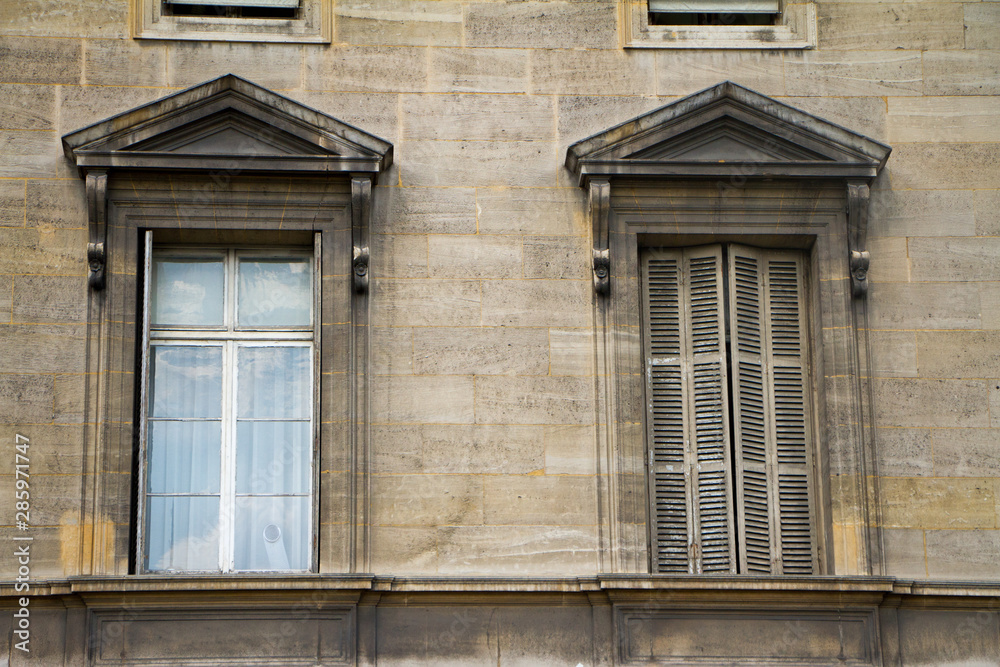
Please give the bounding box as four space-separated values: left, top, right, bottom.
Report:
642 246 735 574
728 245 817 575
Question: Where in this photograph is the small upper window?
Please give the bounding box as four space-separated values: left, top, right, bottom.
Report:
648 0 778 26
623 0 816 49
134 0 329 43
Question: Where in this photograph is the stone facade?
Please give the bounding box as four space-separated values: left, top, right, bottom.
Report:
2 1 1000 664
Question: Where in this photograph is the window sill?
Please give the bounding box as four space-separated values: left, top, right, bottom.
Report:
131 0 331 43
623 1 816 50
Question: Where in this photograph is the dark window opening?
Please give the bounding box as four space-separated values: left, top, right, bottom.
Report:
648 11 777 26
162 2 299 19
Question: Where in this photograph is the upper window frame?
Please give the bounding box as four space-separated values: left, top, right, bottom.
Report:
622 0 817 50
131 0 331 43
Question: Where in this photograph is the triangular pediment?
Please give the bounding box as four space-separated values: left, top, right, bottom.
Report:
62 74 391 176
566 82 890 184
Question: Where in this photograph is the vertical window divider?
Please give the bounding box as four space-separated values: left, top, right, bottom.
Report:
136 230 154 574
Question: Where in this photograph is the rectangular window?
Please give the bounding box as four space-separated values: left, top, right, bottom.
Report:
140 237 316 573
641 244 817 575
647 0 778 26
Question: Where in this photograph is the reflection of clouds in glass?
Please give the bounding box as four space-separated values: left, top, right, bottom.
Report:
239 260 310 326
153 521 220 572
237 347 310 420
151 346 222 419
152 259 224 326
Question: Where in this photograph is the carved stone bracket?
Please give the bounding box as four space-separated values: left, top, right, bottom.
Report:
351 175 373 293
590 178 611 296
847 181 871 298
86 170 108 291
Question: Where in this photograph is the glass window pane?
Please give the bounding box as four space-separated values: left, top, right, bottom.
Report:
237 346 311 419
147 421 222 494
233 496 309 571
236 421 310 494
238 258 311 327
145 496 220 572
151 257 224 326
150 346 223 419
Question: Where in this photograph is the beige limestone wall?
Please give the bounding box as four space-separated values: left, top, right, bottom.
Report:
0 0 998 579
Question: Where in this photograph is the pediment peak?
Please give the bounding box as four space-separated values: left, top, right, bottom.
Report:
565 81 890 184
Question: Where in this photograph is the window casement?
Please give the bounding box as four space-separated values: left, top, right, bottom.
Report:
642 244 817 575
140 244 318 573
565 82 891 577
622 0 817 49
61 75 391 577
132 0 330 43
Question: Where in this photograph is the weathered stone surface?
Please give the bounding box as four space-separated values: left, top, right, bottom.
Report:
84 40 166 87
0 324 87 373
549 328 594 377
866 237 910 283
923 51 1000 95
657 50 785 97
0 131 62 178
531 49 655 96
880 477 996 530
420 425 546 474
873 379 989 428
992 383 1000 428
371 375 475 424
399 140 558 187
543 424 595 475
24 180 86 230
925 530 1000 580
876 428 933 477
371 425 424 474
0 373 54 424
402 93 555 141
370 526 439 574
427 235 522 279
870 189 975 237
0 0 126 38
336 0 463 47
881 528 927 579
464 1 616 49
428 47 529 93
371 233 428 278
371 279 481 327
965 3 1000 50
412 327 549 375
371 326 413 375
932 428 1000 477
868 282 981 329
481 279 591 327
475 376 593 425
484 475 596 525
898 609 1000 663
870 331 918 378
818 3 964 50
0 274 10 322
371 473 483 526
58 86 166 135
975 190 1000 236
784 51 922 97
0 180 25 227
779 96 888 142
909 237 1000 282
917 331 1000 378
373 186 477 235
436 525 597 574
168 42 303 89
12 275 86 323
295 90 399 142
476 187 585 236
0 84 55 131
980 283 1000 330
523 236 588 280
888 97 1000 143
0 37 81 85
305 45 428 93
